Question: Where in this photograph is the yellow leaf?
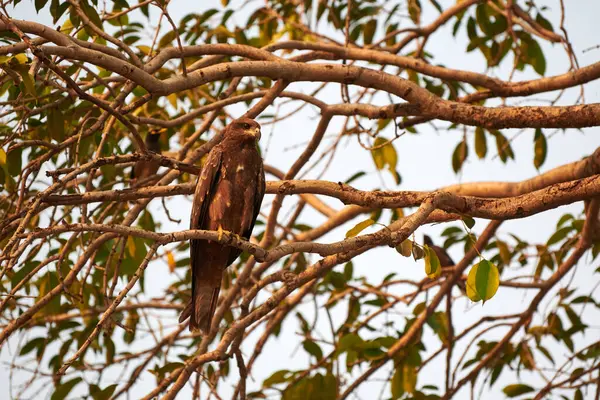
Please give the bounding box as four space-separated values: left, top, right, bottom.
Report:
0 148 6 166
424 246 441 279
13 66 35 97
127 236 136 258
466 272 481 302
396 240 413 257
402 364 417 394
382 141 398 170
167 93 178 109
13 53 28 64
467 259 499 302
61 19 74 34
166 251 176 273
345 219 375 238
137 45 152 56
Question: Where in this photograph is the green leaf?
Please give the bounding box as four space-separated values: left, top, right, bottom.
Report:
344 262 353 280
338 333 363 353
20 337 45 356
547 226 573 246
378 118 392 131
428 312 450 344
345 219 375 238
11 261 36 289
344 171 365 184
391 366 404 399
6 148 22 176
80 0 103 28
35 0 49 12
502 383 534 397
51 377 82 400
38 271 61 315
526 37 546 75
408 0 421 25
159 30 177 48
474 127 487 159
462 216 476 229
48 107 65 141
302 340 323 361
452 140 468 173
50 0 70 24
402 364 417 394
467 260 499 303
263 370 291 387
556 213 574 229
363 19 376 45
90 384 117 400
535 13 554 32
533 128 547 169
382 141 398 171
493 130 514 162
424 245 441 279
371 137 398 177
14 66 36 97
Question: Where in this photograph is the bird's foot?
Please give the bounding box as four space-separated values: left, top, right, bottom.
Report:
217 225 225 241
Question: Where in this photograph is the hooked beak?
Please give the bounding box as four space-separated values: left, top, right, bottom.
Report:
253 127 261 140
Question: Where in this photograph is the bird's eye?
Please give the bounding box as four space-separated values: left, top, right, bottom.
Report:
243 123 251 129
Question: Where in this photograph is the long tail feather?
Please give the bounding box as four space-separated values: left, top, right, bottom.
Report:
189 268 222 334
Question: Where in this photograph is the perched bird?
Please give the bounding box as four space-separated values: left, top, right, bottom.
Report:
131 130 162 183
179 118 265 333
424 234 467 294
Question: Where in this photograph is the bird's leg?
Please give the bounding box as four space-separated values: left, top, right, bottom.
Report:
217 224 225 242
232 232 243 243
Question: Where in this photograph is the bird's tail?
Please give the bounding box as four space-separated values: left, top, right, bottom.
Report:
185 267 222 334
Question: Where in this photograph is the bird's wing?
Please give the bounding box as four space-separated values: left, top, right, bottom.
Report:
226 160 265 266
432 245 455 267
191 147 223 260
246 161 266 239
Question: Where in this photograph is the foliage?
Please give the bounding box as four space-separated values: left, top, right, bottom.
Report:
0 0 599 399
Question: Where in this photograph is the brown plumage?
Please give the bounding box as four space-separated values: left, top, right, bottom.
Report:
179 118 265 333
131 131 162 182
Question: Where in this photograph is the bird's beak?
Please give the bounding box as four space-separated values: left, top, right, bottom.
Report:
253 127 261 140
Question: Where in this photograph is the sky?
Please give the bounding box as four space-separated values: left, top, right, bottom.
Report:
2 0 600 399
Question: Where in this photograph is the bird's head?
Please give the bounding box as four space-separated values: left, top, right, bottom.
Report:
228 117 261 141
145 129 162 152
423 235 434 246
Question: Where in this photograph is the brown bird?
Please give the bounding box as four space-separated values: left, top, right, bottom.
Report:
179 118 265 333
131 130 162 183
424 234 467 294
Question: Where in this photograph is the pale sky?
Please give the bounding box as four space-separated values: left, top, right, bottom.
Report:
3 1 600 399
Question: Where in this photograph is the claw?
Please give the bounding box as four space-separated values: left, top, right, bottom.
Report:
217 224 224 241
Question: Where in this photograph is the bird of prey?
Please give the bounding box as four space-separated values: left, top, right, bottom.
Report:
131 130 162 183
179 118 265 333
424 234 467 294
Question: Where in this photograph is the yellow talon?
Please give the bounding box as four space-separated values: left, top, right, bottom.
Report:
217 225 224 241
